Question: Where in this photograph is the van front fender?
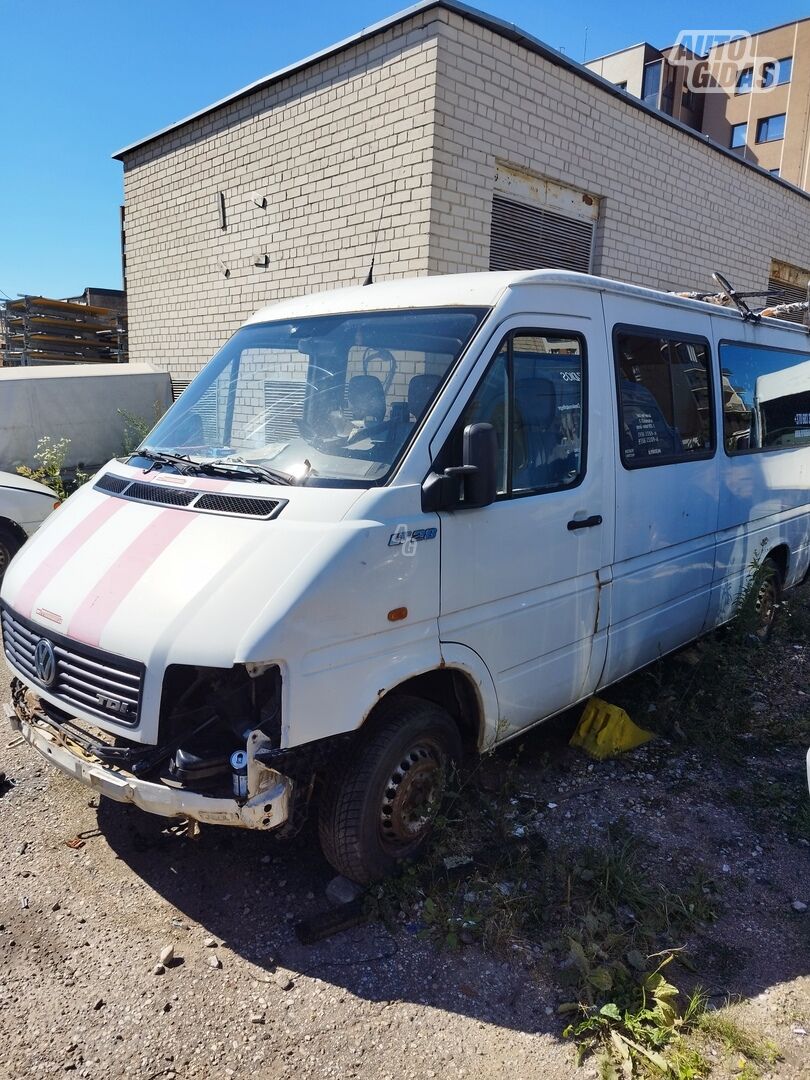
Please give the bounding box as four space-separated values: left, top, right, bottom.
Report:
287 621 444 748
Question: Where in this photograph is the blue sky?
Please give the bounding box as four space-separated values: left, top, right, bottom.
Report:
2 0 807 300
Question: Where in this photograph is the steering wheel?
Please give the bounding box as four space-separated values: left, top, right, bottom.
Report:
345 420 389 447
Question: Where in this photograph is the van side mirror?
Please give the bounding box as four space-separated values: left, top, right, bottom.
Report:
422 422 498 511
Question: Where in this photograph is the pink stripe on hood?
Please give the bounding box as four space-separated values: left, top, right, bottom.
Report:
16 497 126 620
67 508 195 648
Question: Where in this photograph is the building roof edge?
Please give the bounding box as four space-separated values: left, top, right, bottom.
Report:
110 0 810 207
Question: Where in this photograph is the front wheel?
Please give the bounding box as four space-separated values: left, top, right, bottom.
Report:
318 695 462 884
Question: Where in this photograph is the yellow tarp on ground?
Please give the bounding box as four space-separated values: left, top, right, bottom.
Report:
570 697 654 760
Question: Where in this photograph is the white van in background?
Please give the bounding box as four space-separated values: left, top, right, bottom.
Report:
0 471 59 583
2 271 809 883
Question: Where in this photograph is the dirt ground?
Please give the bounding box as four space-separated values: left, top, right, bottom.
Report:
1 603 808 1079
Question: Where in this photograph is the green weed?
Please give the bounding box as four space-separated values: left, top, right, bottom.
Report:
17 435 88 500
119 403 165 455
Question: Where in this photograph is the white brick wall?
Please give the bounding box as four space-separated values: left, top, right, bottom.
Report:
123 12 442 380
121 5 810 380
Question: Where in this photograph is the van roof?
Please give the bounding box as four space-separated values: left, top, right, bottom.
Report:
246 270 810 338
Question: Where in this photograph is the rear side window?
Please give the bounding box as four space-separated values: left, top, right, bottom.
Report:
614 328 714 467
720 341 810 452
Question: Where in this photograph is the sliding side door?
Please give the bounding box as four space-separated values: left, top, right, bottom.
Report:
599 297 720 686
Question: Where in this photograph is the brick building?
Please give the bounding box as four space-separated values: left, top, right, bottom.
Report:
115 0 810 381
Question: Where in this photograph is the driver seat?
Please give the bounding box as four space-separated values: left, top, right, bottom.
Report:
347 375 386 423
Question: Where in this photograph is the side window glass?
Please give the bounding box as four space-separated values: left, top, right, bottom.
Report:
454 331 585 498
461 343 508 494
720 342 810 452
512 334 584 493
616 332 713 465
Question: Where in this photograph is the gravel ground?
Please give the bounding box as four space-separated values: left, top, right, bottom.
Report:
1 623 809 1079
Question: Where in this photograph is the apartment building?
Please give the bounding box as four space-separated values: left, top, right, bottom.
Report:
585 42 706 130
587 18 810 190
115 1 810 379
701 21 810 190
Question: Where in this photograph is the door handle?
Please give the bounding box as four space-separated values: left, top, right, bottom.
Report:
567 514 602 531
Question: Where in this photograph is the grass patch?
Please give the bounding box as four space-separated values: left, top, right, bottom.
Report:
369 774 723 1076
697 1008 782 1071
606 560 810 759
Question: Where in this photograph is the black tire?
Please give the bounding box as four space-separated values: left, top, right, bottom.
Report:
318 695 462 884
754 556 782 641
0 525 21 584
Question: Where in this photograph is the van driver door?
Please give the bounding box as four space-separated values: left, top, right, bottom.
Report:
434 300 615 740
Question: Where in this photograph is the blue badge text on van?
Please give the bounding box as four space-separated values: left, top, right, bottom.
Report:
388 527 438 547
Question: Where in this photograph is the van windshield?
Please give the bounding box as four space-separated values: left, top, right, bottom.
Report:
141 307 487 486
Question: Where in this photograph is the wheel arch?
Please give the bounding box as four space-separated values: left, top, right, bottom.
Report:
765 542 789 585
0 517 28 549
363 649 498 756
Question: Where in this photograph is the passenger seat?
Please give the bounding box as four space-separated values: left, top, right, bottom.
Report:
408 374 440 420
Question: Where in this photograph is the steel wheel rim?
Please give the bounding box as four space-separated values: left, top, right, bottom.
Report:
379 739 447 851
755 575 777 632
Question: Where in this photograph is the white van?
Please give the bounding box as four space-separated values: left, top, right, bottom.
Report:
2 271 809 882
0 471 60 582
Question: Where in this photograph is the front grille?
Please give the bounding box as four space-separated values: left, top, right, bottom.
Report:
1 604 144 727
93 473 285 519
194 492 279 516
123 481 196 507
95 473 130 494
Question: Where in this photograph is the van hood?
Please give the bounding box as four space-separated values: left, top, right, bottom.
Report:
0 461 363 672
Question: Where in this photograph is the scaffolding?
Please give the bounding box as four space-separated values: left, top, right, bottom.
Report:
0 294 127 367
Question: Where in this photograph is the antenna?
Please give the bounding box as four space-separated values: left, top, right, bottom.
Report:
363 192 389 286
583 26 589 62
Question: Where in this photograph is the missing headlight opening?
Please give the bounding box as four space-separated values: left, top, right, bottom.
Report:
158 664 282 794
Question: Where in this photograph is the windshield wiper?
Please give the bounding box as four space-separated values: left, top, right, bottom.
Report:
136 448 198 475
201 458 296 486
135 449 297 486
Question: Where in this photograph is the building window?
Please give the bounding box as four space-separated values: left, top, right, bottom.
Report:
459 331 586 497
614 329 714 467
736 67 754 94
756 114 786 143
721 342 810 453
681 85 698 112
642 60 662 107
762 56 792 88
730 122 747 149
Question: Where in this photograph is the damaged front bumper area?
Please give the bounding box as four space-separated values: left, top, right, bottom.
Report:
4 682 293 830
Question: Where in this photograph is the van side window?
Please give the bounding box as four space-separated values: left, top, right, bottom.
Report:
614 330 713 466
462 342 509 493
720 341 810 452
459 330 585 497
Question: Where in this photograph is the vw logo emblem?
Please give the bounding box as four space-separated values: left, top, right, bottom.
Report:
34 638 57 688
